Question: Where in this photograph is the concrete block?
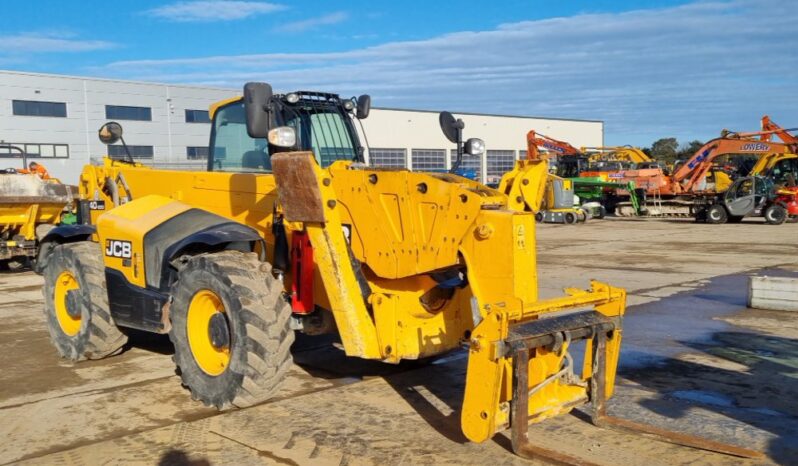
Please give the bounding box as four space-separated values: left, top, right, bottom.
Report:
748 276 798 311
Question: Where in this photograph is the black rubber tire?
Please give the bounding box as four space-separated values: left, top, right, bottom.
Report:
42 242 128 361
564 212 578 224
595 205 607 220
764 205 787 225
706 205 728 224
535 212 544 223
169 250 294 409
788 215 798 224
0 257 27 272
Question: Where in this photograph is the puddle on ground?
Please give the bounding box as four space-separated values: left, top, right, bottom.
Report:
668 389 787 418
620 267 798 370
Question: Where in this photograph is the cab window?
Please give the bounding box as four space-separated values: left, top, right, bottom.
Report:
210 100 270 172
735 178 754 197
284 109 357 166
771 158 798 185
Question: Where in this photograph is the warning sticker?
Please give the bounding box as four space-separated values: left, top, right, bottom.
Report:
516 224 526 250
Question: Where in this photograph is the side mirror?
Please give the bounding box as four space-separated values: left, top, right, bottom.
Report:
439 111 464 144
356 94 371 119
464 138 485 156
98 122 123 145
244 82 273 139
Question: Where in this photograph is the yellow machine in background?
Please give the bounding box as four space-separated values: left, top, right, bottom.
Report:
582 145 652 165
499 135 589 224
36 83 755 461
0 145 73 268
750 152 798 183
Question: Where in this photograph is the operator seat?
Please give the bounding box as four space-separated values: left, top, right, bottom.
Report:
242 150 269 170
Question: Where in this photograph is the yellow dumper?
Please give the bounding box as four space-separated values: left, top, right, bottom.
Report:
0 145 73 268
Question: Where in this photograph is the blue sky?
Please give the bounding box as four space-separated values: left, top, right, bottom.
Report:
1 0 795 146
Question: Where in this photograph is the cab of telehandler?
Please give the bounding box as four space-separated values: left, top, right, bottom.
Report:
207 83 371 173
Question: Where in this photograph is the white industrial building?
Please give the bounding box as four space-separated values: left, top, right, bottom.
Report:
0 70 603 184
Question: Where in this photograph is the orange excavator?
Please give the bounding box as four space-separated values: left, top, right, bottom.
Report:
760 115 798 147
526 130 581 160
615 125 797 216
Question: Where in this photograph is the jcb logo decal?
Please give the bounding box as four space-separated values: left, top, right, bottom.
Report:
105 240 132 258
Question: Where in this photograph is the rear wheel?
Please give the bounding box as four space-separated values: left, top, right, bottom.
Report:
764 205 787 225
706 205 728 224
169 250 294 409
42 242 127 360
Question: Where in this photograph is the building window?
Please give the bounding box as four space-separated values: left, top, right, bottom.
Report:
187 146 210 160
105 105 152 121
369 148 406 168
12 100 67 118
185 109 210 123
450 149 483 181
0 142 69 158
107 144 154 159
486 150 517 183
411 149 446 171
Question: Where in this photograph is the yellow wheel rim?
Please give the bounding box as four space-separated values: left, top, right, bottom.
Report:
187 290 231 376
54 271 81 336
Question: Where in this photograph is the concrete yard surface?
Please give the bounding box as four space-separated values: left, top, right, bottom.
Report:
1 217 797 465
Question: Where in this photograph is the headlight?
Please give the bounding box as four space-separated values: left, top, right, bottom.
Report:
268 126 296 148
464 138 485 156
343 99 355 111
285 93 300 104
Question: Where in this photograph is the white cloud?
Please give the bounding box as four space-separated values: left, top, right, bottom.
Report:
146 1 286 22
101 0 798 145
275 12 349 33
0 33 115 53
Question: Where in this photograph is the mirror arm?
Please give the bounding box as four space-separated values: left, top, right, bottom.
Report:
450 126 464 174
117 135 135 164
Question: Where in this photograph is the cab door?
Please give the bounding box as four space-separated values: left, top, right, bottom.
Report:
725 177 756 216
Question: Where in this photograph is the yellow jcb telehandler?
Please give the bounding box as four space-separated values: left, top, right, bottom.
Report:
37 83 759 461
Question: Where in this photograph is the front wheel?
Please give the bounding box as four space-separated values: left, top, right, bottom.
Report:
706 205 728 224
42 242 128 360
764 205 787 225
169 251 294 409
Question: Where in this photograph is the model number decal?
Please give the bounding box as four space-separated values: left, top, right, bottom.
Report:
105 240 132 258
88 200 106 210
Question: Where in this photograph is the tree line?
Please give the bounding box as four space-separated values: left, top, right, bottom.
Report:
640 138 704 163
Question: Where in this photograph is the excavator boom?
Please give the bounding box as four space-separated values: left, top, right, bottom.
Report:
526 130 581 160
671 137 792 193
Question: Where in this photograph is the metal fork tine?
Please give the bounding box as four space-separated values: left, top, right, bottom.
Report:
511 345 603 466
